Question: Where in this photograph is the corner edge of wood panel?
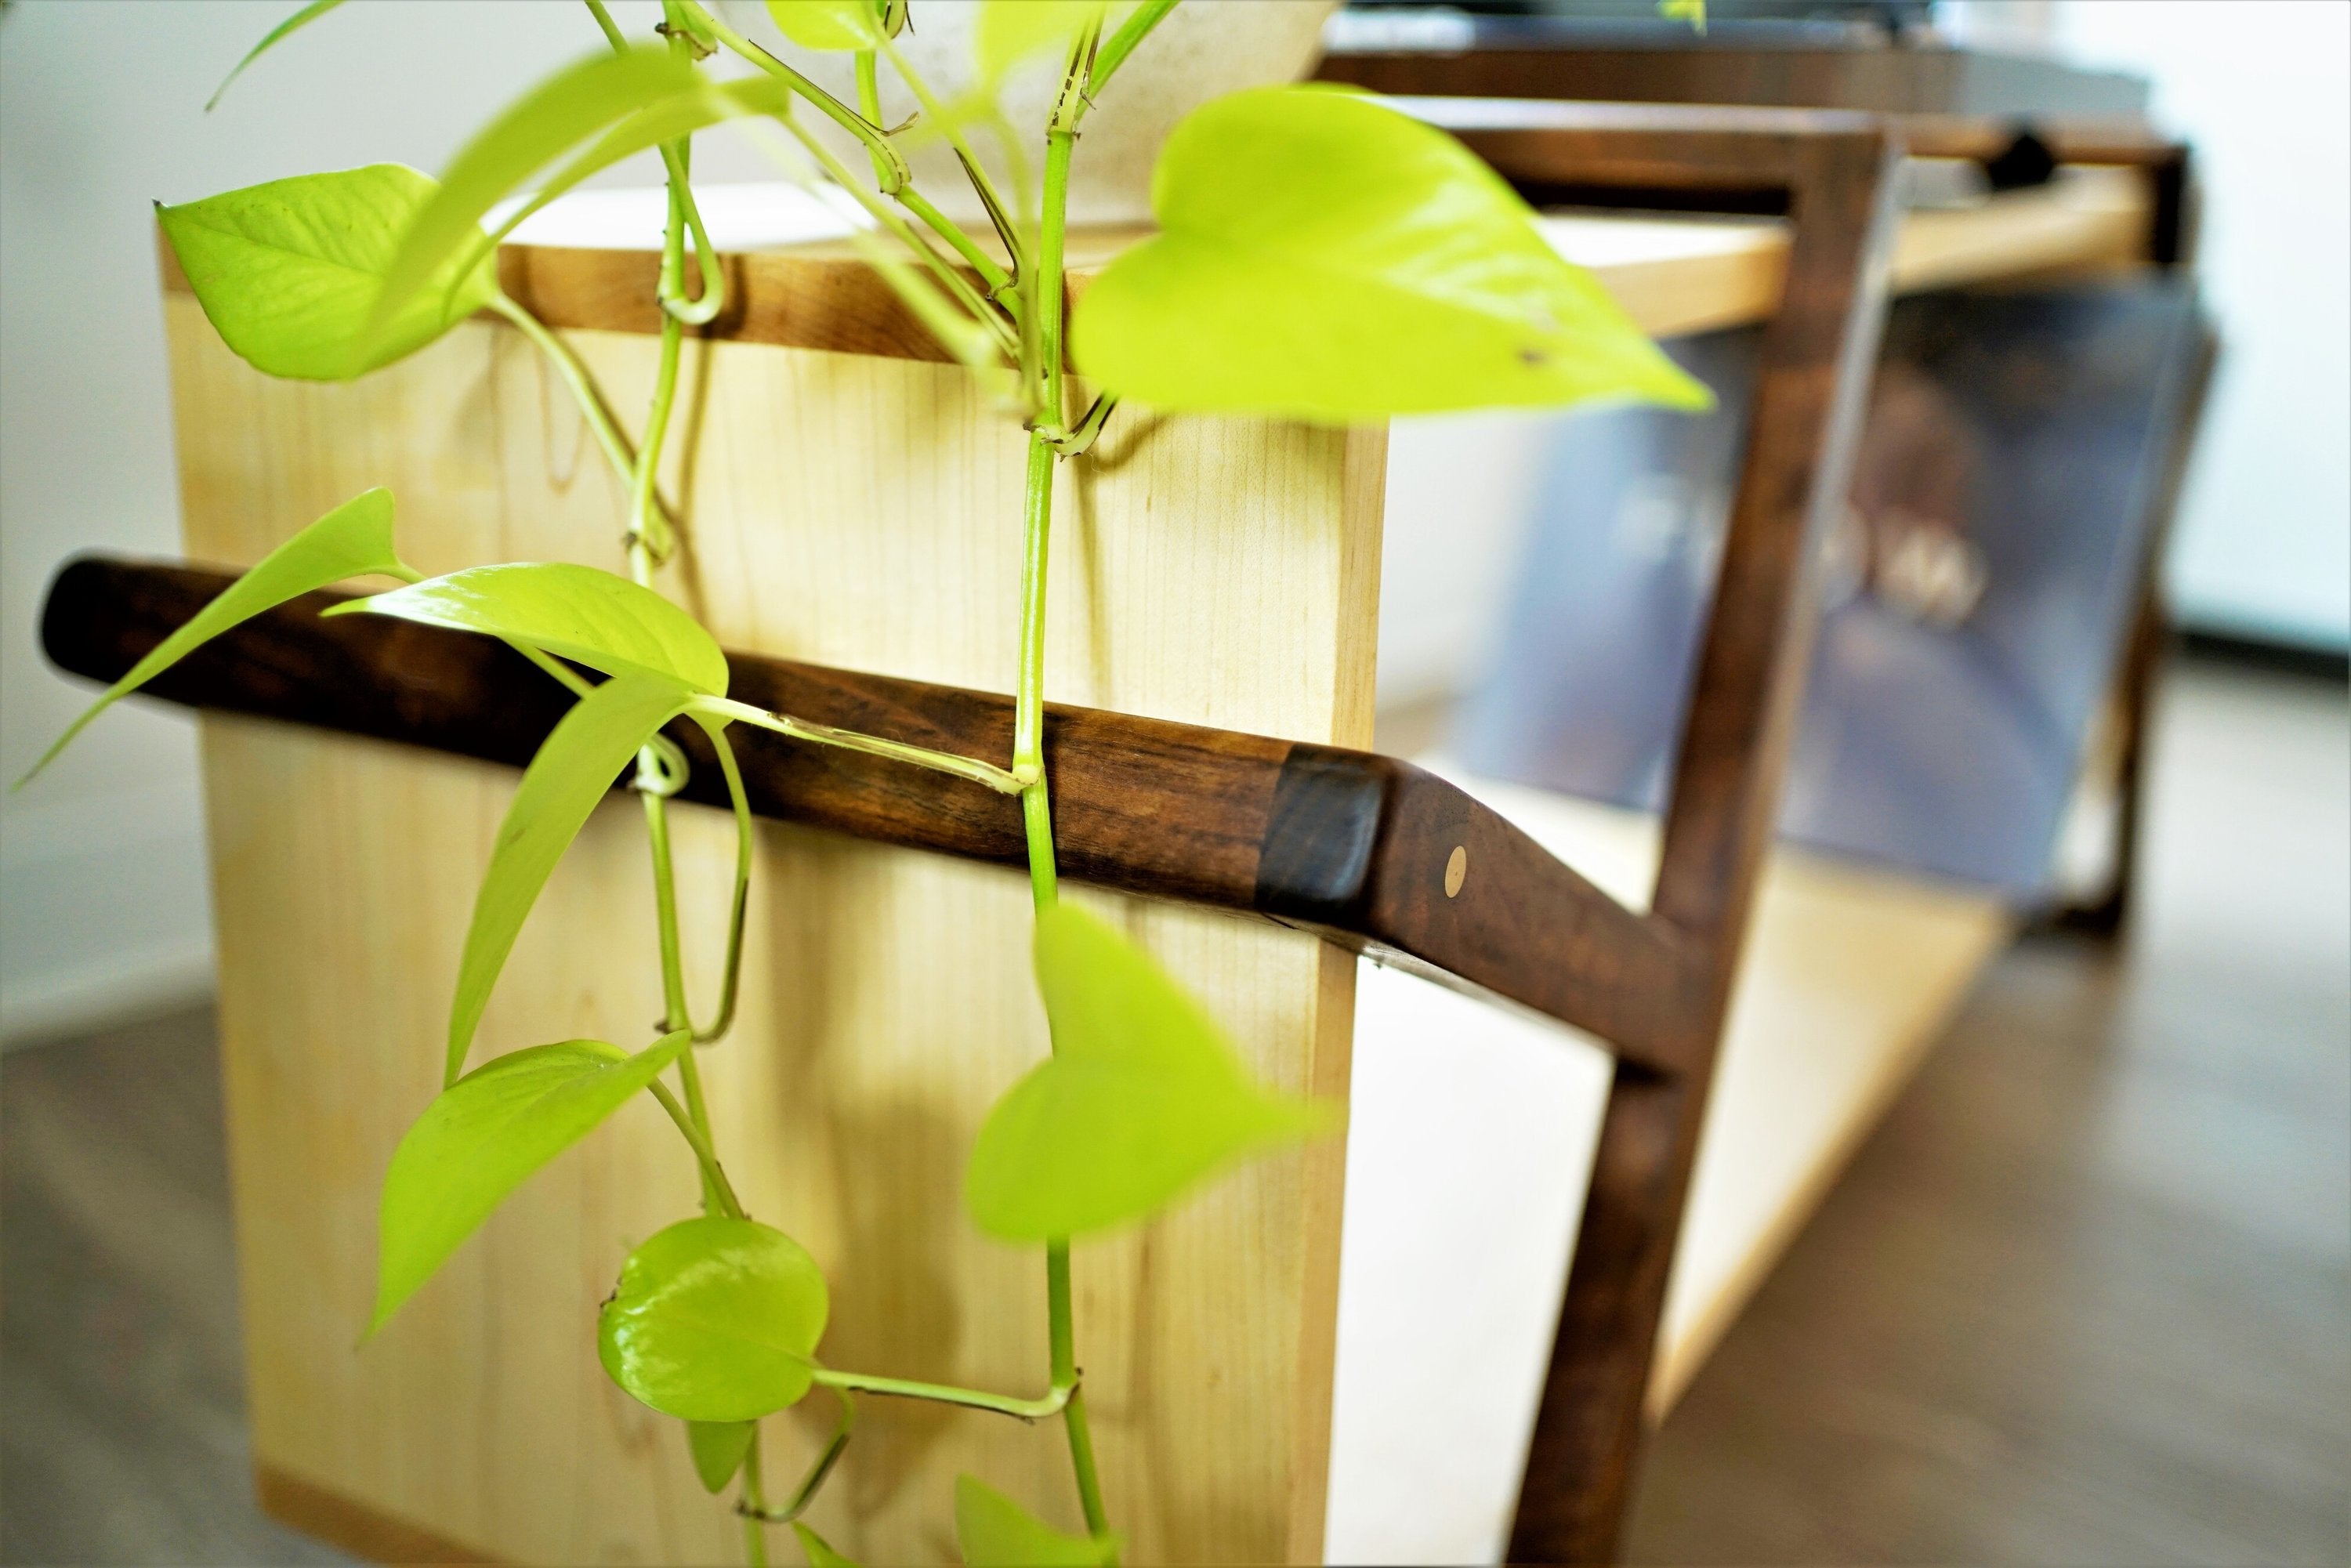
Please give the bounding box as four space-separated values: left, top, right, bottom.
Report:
1335 421 1392 751
1281 940 1367 1565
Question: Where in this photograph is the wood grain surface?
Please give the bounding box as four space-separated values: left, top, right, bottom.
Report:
161 263 1380 1563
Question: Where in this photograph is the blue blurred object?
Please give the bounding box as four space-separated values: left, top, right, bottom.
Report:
1458 280 2208 897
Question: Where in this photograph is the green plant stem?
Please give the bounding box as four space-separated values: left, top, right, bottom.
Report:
631 227 687 559
643 788 695 1030
690 695 1027 795
651 142 726 324
955 144 1027 299
1045 392 1118 456
689 718 755 1045
1015 435 1060 908
647 1076 744 1218
1012 86 1081 911
1049 1240 1112 1544
1088 0 1179 99
738 1391 855 1523
809 1366 1071 1422
487 292 677 557
852 50 890 183
902 181 1017 306
581 0 629 51
740 1429 771 1567
874 32 1024 270
640 781 730 1214
513 641 595 700
853 49 1016 301
735 114 1016 368
681 0 911 191
583 0 726 325
615 134 744 1219
672 1037 723 1206
1026 38 1117 1553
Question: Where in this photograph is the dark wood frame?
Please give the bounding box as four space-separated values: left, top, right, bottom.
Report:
1322 53 2206 946
54 100 2115 1563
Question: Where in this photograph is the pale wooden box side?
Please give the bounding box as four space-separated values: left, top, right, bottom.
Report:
166 284 1382 1565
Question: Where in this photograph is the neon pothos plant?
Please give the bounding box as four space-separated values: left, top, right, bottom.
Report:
28 2 1707 1560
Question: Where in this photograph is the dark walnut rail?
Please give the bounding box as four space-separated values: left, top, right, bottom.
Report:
61 100 1982 1565
41 556 1694 1074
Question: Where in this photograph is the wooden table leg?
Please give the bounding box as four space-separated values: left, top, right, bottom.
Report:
1483 121 1904 1564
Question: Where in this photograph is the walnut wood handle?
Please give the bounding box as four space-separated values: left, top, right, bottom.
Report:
39 556 1697 1076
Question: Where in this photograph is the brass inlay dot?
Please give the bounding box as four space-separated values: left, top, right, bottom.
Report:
1444 844 1469 899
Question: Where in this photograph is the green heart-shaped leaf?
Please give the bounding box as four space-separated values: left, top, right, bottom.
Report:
954 1475 1118 1566
159 165 495 382
372 1031 690 1332
447 671 691 1085
598 1216 831 1422
764 0 882 51
1070 85 1714 423
793 1522 860 1568
18 487 407 788
324 562 729 696
965 903 1334 1240
688 1418 757 1494
366 45 697 349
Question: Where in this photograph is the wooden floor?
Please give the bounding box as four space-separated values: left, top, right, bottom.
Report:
0 1005 343 1566
1626 658 2351 1566
2 654 2344 1566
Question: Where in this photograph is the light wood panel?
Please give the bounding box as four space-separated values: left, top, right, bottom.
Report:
168 283 1382 1563
154 166 2150 368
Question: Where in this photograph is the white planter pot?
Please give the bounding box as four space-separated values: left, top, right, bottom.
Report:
714 0 1338 226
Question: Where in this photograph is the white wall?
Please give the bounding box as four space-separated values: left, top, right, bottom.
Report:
2046 0 2351 651
0 0 751 1045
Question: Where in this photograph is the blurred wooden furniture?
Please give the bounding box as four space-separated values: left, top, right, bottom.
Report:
45 98 2190 1566
1319 46 2204 936
1317 21 2151 119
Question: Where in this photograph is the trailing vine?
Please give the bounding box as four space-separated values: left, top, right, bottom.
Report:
25 2 1707 1561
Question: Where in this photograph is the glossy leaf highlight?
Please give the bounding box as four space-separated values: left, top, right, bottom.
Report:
446 672 691 1085
159 165 496 382
325 562 729 696
598 1216 830 1422
371 1032 691 1332
954 1475 1118 1567
688 1419 757 1494
764 0 880 50
1071 85 1714 422
18 487 405 788
965 903 1333 1240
